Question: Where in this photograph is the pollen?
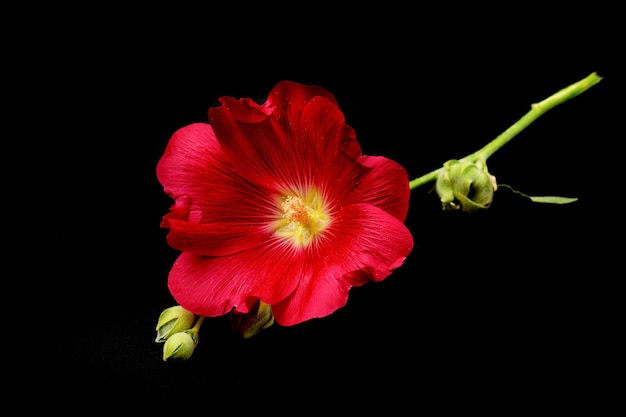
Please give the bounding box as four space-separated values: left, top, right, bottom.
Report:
273 189 330 247
282 196 310 224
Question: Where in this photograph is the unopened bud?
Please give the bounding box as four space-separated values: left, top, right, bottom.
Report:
162 330 197 361
155 305 196 343
436 159 497 213
230 300 275 339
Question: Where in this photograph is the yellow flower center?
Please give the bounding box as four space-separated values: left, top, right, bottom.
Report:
272 188 330 247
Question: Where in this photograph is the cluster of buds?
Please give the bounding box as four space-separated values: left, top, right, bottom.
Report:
155 300 275 361
435 158 497 213
155 305 201 361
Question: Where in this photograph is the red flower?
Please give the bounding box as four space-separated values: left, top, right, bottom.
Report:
157 80 414 326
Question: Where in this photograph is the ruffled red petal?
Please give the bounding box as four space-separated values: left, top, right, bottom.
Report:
157 123 281 256
271 203 413 325
168 244 305 318
169 202 413 326
157 123 222 203
353 155 411 222
209 81 362 192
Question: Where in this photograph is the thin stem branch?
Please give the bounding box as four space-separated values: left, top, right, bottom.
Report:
408 72 602 191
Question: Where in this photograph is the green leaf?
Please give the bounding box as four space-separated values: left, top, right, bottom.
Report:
527 195 578 204
499 184 578 205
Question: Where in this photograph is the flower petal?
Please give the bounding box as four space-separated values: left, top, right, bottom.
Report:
157 123 280 256
163 217 269 257
271 203 413 325
169 200 413 326
265 80 363 161
354 155 411 222
156 123 222 204
168 243 306 317
208 81 362 191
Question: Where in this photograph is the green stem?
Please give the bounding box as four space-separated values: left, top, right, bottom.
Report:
408 72 602 191
188 315 205 343
408 169 440 190
192 315 205 331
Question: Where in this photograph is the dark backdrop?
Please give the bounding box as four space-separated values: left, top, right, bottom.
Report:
14 5 621 413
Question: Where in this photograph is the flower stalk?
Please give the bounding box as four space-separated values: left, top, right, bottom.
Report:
408 72 603 191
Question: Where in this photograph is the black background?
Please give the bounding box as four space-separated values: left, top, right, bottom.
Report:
14 4 622 413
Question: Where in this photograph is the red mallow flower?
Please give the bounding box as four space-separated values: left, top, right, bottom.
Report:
157 80 414 326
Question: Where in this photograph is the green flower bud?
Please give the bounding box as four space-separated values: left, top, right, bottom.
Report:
230 300 275 339
155 305 196 343
435 159 497 214
162 330 197 361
